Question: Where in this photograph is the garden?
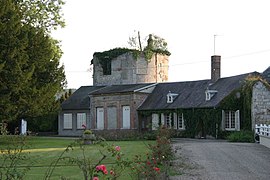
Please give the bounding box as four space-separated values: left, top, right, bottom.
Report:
0 127 176 180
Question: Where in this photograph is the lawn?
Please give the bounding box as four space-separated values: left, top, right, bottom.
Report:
0 136 154 179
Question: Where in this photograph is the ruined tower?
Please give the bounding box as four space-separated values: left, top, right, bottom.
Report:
92 49 170 86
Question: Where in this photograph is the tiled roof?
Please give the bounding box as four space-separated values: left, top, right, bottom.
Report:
262 66 270 83
138 73 255 111
61 86 104 110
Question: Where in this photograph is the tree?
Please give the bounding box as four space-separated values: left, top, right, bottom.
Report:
0 0 66 124
127 31 169 52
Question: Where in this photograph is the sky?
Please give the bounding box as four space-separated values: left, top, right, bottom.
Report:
52 0 270 89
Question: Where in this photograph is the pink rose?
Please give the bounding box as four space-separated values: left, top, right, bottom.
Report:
92 177 99 180
96 165 107 174
115 146 121 151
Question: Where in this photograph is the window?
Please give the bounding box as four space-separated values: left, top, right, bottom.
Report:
178 113 185 130
77 113 86 129
107 107 117 129
222 110 240 131
167 91 178 103
96 108 104 130
152 114 159 130
205 90 218 101
161 113 185 130
165 113 173 128
102 59 111 75
63 113 72 129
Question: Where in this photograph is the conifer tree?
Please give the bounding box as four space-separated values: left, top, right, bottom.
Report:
0 0 66 123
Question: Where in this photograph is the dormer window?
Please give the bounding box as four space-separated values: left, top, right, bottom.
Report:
205 89 218 101
167 91 178 103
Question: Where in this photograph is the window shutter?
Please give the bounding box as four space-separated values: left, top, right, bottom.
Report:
221 110 225 130
173 113 177 129
182 113 186 130
152 114 159 130
235 110 240 131
161 113 165 126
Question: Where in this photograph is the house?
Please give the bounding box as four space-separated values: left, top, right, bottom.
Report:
138 56 270 138
138 72 263 138
58 44 169 137
59 50 270 138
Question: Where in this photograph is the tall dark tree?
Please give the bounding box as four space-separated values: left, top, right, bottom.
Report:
0 0 66 123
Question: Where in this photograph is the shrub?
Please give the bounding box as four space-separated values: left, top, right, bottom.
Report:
227 130 254 143
132 126 174 179
83 129 93 134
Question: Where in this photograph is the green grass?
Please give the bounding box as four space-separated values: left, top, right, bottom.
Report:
0 136 154 179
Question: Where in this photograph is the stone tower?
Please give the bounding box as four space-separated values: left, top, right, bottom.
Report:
92 51 169 86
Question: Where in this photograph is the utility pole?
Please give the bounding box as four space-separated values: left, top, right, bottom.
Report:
214 34 222 55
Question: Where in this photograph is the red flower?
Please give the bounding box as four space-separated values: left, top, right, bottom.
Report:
153 167 160 172
92 177 99 180
110 170 115 176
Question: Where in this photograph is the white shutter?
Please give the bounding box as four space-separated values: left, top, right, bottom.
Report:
122 106 130 129
152 114 159 130
96 108 104 130
235 110 240 131
182 113 185 130
63 113 72 129
173 113 177 129
221 110 225 130
77 113 86 129
161 113 165 126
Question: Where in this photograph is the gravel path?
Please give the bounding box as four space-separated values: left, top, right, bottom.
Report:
170 138 270 180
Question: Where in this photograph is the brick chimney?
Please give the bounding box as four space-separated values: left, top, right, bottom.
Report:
211 55 221 82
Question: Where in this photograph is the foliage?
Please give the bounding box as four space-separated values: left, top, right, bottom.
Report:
150 127 174 163
0 0 66 123
0 121 8 135
45 140 132 180
92 48 138 73
227 130 255 143
93 33 171 73
131 127 174 179
18 0 65 33
143 34 171 61
132 154 161 179
84 129 93 134
0 134 32 180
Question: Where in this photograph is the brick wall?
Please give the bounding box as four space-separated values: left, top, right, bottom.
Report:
90 92 149 131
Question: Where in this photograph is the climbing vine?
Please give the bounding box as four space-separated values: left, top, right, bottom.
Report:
139 74 269 138
91 34 171 73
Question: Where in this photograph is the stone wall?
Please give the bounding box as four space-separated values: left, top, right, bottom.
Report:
252 81 270 129
93 52 169 86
